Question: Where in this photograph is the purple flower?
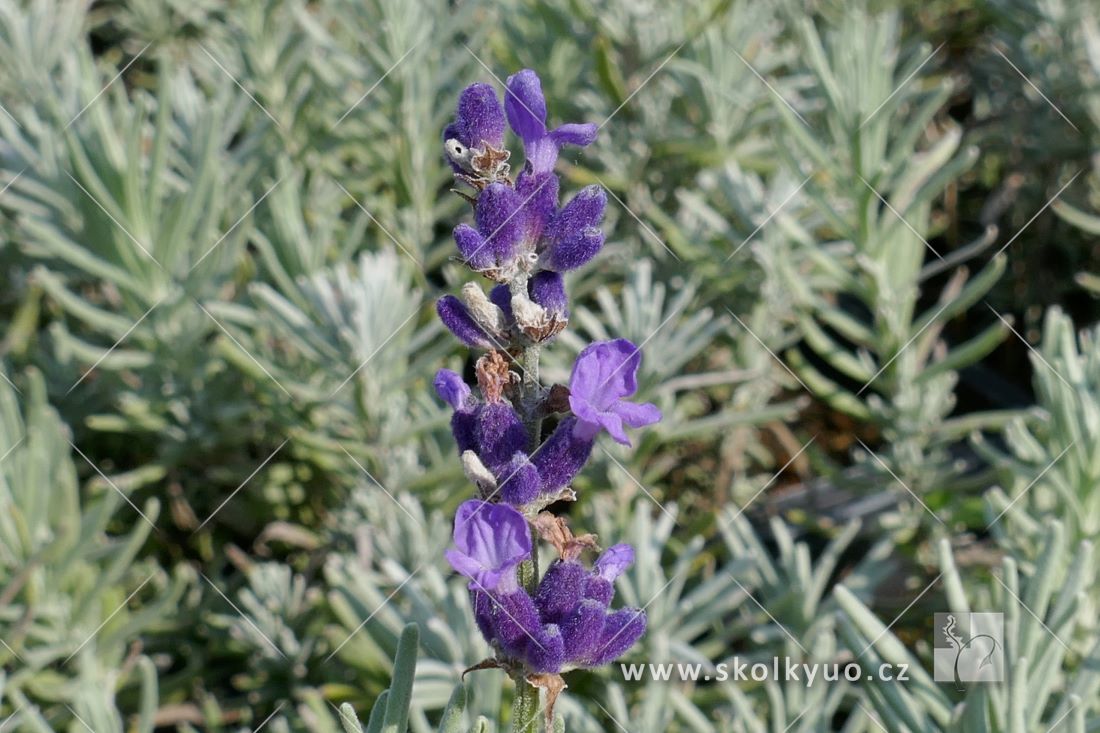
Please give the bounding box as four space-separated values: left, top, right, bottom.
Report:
443 83 506 172
505 69 597 174
445 500 531 594
586 608 647 666
532 547 645 669
474 183 526 265
569 339 661 446
542 186 607 272
433 369 481 454
487 589 544 659
474 403 528 467
439 69 648 681
560 599 606 663
528 271 568 319
595 544 634 581
456 176 559 273
437 295 495 348
534 560 589 624
515 169 560 245
525 624 566 673
453 223 494 271
434 369 471 409
531 416 594 495
448 502 647 672
586 544 635 607
493 452 542 506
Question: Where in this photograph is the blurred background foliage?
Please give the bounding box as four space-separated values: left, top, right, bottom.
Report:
0 0 1098 730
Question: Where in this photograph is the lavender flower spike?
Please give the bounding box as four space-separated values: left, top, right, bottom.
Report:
505 69 597 174
445 500 531 594
438 69 651 723
569 339 662 446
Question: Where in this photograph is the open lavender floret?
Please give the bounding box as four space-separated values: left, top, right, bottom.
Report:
445 499 645 674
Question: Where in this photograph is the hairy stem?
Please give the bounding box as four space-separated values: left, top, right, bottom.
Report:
520 343 543 448
508 273 548 732
511 680 540 733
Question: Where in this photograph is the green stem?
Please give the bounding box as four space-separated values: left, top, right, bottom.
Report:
511 679 541 733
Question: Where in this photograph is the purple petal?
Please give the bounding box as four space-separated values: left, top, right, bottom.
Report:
474 403 528 467
452 83 505 150
524 137 559 174
494 452 541 506
504 69 547 144
448 500 531 593
560 599 607 663
586 608 647 666
595 544 634 582
599 410 630 446
613 401 661 429
437 296 493 348
528 271 567 317
534 560 587 624
531 416 594 495
567 352 603 414
434 369 471 409
569 339 641 409
524 624 565 674
454 223 492 270
476 183 525 262
549 123 598 148
445 549 494 586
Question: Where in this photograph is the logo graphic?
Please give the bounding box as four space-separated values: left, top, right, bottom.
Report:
933 612 1004 688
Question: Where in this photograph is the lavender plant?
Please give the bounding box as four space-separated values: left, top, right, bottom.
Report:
435 70 660 731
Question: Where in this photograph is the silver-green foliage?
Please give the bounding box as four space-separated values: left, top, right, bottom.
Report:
975 308 1100 554
838 525 1099 732
768 9 1008 505
0 369 187 730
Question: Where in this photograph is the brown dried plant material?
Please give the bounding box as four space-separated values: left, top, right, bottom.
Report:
542 384 571 415
525 673 566 733
461 657 504 679
533 512 599 561
470 143 511 181
476 350 513 403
